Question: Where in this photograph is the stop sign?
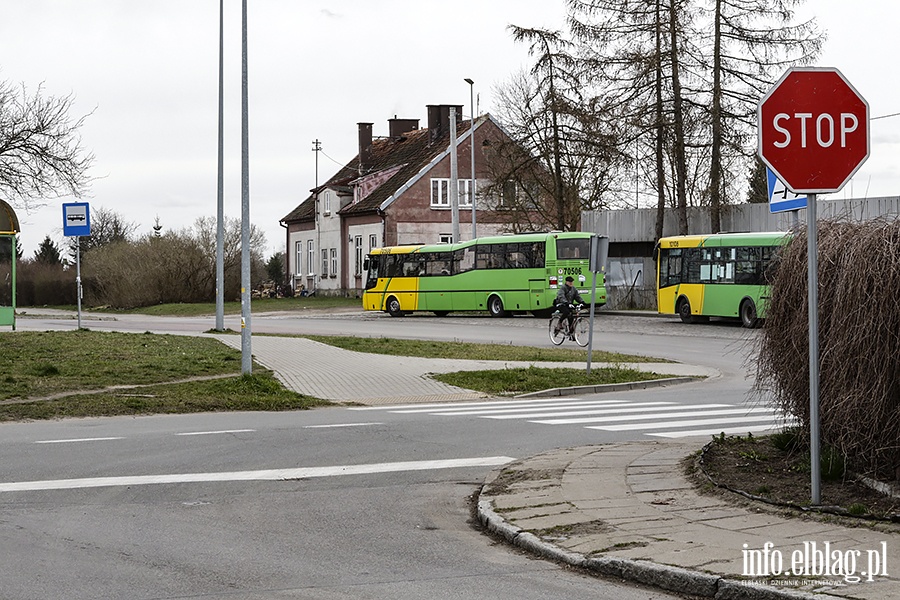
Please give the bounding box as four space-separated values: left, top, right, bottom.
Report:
758 67 869 194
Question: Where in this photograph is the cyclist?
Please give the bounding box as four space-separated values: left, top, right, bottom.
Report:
554 276 584 338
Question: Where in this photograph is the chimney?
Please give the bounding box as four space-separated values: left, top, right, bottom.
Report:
388 117 419 138
427 104 463 145
357 122 374 174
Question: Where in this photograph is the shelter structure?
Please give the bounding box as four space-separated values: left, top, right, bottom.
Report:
0 199 20 329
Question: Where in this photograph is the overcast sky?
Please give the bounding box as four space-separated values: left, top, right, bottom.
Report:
2 0 898 258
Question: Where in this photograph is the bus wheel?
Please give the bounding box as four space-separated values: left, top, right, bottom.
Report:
740 299 759 328
488 295 507 318
677 297 695 324
386 296 404 317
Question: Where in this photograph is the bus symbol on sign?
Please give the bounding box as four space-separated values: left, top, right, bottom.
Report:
62 202 91 237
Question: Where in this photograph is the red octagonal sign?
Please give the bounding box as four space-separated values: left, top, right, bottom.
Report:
758 67 869 194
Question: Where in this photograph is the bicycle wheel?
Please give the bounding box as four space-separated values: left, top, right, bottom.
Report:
548 316 566 345
573 316 590 347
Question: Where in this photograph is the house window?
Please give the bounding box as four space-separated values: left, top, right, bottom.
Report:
324 190 332 214
430 178 474 208
321 249 328 277
354 236 363 277
439 233 453 244
307 240 315 275
330 248 337 277
369 234 377 251
460 179 474 207
295 241 303 276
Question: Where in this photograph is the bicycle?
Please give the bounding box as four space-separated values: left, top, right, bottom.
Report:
549 304 590 347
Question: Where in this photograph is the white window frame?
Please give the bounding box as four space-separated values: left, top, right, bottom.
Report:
430 178 474 208
324 190 332 215
369 234 377 251
307 240 315 276
321 248 328 277
439 233 453 244
330 248 338 277
295 241 303 276
354 236 363 277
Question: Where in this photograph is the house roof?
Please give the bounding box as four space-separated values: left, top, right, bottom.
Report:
281 116 490 224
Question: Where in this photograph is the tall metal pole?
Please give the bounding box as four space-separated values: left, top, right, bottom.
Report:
465 78 476 239
313 139 321 291
75 240 82 330
807 192 820 504
240 0 252 374
215 0 225 331
449 107 460 242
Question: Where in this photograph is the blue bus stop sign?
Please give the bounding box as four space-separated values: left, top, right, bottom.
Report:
62 202 91 237
767 168 807 214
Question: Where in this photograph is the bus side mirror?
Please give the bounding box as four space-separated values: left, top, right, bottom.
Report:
363 258 369 271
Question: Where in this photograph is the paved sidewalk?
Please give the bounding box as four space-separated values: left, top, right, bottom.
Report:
477 443 900 600
212 334 714 404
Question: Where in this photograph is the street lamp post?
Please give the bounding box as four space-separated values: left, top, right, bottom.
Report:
464 78 476 239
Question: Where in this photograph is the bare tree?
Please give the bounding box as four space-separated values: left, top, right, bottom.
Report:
704 0 823 232
488 28 626 232
0 80 94 210
69 206 138 259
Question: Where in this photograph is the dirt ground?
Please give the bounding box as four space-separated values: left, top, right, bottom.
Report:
695 433 900 522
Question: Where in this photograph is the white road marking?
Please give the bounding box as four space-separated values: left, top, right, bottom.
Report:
441 401 679 417
34 437 125 444
529 405 757 424
649 423 796 438
392 399 632 414
175 429 256 436
0 456 516 493
348 397 616 411
587 414 778 432
303 423 383 429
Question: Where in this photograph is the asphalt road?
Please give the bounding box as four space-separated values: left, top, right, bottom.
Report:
2 309 760 599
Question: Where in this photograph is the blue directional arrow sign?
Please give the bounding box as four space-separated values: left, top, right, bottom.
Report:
767 168 807 214
62 202 91 237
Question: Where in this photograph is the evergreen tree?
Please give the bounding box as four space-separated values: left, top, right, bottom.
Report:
34 235 62 264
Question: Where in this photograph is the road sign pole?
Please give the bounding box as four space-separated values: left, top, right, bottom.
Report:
807 193 820 504
75 239 83 330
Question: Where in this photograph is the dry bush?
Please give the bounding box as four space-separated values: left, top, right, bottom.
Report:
756 219 900 479
12 260 77 306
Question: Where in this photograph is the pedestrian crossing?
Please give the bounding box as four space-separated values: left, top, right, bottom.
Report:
350 397 793 438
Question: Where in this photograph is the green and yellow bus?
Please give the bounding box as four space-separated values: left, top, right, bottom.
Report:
656 231 790 327
363 232 606 317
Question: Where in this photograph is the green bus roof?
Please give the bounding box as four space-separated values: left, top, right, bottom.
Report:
658 231 791 249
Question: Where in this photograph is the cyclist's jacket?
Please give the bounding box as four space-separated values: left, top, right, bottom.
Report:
555 284 583 306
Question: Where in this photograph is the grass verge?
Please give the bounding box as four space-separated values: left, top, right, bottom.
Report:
0 373 326 422
432 366 673 396
70 296 362 317
1 330 242 400
301 335 662 363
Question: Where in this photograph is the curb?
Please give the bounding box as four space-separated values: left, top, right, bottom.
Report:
515 376 703 398
476 493 836 600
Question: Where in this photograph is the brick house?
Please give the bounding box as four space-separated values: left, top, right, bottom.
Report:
280 104 522 296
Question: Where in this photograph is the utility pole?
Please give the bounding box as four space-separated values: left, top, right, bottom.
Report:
215 0 225 332
465 78 477 239
449 107 460 242
240 0 251 375
312 139 321 291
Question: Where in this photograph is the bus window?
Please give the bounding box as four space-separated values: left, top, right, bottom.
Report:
425 252 452 276
384 254 403 278
364 255 380 290
454 247 475 273
660 248 682 287
557 237 589 260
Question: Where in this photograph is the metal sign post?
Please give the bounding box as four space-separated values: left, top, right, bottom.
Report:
807 193 820 502
63 202 91 330
586 235 609 374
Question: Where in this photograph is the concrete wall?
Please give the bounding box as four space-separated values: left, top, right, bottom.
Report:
583 196 900 309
